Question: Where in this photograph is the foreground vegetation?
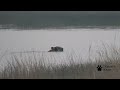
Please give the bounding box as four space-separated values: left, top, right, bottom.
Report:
0 43 120 79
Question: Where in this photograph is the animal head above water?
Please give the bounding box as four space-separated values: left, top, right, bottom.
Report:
48 46 63 52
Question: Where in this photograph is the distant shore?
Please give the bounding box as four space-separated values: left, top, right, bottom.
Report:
1 25 120 31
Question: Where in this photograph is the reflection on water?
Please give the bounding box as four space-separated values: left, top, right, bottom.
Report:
0 28 120 68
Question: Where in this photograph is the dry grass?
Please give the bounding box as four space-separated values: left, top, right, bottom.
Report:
0 42 120 79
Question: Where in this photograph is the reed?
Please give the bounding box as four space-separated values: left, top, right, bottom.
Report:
0 42 120 79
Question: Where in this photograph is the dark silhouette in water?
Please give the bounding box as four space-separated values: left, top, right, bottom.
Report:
48 46 63 52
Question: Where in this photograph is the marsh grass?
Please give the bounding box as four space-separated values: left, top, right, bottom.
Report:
1 42 120 79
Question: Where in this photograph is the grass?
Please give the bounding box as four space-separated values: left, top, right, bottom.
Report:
0 42 120 79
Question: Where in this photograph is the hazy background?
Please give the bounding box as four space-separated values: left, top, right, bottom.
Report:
0 11 120 29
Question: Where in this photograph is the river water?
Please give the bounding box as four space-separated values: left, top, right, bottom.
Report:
0 28 120 69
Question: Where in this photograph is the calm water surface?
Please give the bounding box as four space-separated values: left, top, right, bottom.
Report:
0 28 120 68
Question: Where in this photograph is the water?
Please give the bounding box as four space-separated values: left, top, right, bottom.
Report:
0 28 120 69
